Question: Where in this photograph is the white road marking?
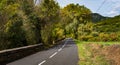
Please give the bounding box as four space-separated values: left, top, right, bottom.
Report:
62 39 69 48
58 48 62 51
58 39 69 52
62 44 65 48
38 60 46 65
38 39 70 65
49 52 58 58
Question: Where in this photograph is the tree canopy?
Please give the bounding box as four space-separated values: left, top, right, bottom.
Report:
1 0 119 50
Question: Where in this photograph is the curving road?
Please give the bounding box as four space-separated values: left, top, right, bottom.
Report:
7 38 79 65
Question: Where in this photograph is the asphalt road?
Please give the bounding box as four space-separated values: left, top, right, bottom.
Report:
7 38 79 65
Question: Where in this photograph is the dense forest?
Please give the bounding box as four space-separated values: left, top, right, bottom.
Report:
0 0 120 50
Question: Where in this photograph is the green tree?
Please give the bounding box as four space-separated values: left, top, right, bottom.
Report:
5 14 27 48
0 0 27 48
38 0 60 45
17 0 42 44
61 4 91 39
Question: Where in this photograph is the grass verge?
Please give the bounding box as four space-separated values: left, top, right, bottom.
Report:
74 40 120 65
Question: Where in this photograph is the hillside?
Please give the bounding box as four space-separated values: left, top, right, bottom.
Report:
95 15 120 32
91 13 108 22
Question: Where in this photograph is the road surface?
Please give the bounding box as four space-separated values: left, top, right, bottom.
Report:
7 38 79 65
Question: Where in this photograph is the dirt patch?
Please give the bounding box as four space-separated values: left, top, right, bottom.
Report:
87 43 120 65
102 44 120 65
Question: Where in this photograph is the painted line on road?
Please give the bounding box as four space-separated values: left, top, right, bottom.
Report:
62 44 65 48
38 60 46 65
38 39 70 65
49 39 69 59
58 48 62 52
62 39 69 48
58 39 69 52
49 52 58 58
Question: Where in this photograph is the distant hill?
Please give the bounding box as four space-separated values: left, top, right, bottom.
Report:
95 15 120 32
91 13 109 22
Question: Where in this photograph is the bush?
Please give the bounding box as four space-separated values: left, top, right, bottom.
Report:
91 32 99 37
109 33 119 41
78 32 120 42
98 33 119 42
98 33 109 41
4 14 28 48
79 35 93 41
0 31 9 50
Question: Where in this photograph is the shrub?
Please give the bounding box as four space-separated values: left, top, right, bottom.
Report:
0 31 10 50
4 14 27 48
79 35 93 41
98 33 109 41
109 33 119 41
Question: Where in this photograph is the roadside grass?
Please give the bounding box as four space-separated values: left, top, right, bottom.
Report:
74 40 120 65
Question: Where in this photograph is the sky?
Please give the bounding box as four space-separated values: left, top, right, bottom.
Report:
56 0 120 17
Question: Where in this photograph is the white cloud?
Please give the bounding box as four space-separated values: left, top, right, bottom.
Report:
108 0 120 2
107 8 120 17
106 0 120 17
108 11 119 17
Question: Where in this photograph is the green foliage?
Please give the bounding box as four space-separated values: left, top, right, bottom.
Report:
76 14 120 42
0 0 20 30
1 0 119 51
19 0 34 15
91 13 108 22
52 27 64 40
24 13 42 45
89 15 120 41
75 40 112 65
0 0 62 50
0 30 8 50
95 15 120 32
38 0 61 45
0 0 40 50
61 4 92 39
38 0 60 22
4 14 27 48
